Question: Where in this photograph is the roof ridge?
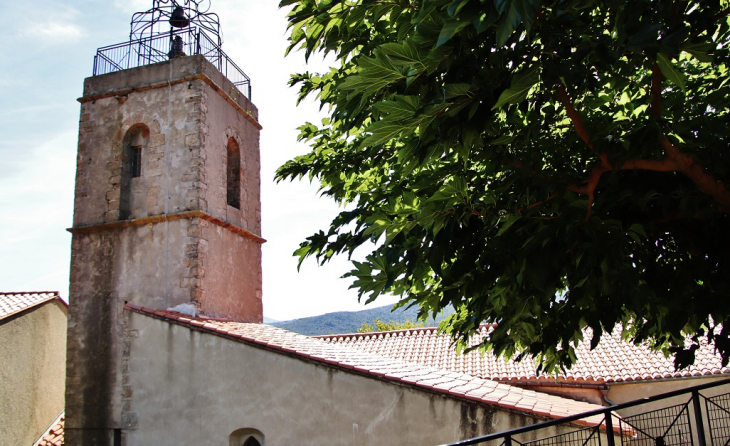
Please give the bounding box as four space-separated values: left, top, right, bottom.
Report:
315 322 498 339
0 290 60 295
316 326 440 339
126 303 617 429
0 291 64 321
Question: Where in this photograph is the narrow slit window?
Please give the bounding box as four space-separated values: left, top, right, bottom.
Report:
227 138 241 209
131 146 142 178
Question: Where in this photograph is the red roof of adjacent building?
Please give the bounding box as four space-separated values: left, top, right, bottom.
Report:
0 291 63 320
35 413 64 446
125 303 621 430
317 325 730 385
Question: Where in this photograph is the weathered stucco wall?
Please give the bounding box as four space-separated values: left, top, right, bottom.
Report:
122 313 584 446
66 229 125 445
67 56 263 445
200 223 262 321
0 301 67 446
608 376 730 417
518 384 606 406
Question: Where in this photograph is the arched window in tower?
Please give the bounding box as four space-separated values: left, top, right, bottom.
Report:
229 428 264 446
226 137 241 209
120 124 149 220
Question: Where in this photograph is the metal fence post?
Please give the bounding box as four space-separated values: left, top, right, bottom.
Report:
505 435 512 446
604 412 616 446
692 390 707 446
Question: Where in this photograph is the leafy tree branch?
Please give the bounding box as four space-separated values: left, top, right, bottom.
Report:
278 0 730 372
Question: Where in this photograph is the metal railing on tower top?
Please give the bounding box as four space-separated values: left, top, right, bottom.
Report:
92 27 252 101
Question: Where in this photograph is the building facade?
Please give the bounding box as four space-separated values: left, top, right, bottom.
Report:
0 292 67 446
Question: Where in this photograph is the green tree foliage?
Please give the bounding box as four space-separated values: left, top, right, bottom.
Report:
276 0 730 372
357 317 427 333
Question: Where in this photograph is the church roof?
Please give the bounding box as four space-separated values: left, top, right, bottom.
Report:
0 291 64 320
317 325 730 385
125 303 619 430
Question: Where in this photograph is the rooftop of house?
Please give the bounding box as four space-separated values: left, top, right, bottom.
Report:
317 325 730 385
35 413 64 446
0 291 64 321
126 303 617 430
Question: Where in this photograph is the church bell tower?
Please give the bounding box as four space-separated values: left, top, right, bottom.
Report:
65 2 263 443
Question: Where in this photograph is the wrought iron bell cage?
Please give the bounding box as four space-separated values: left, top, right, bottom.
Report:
92 0 251 100
129 0 222 46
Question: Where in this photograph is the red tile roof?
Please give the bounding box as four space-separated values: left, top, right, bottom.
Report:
318 325 730 384
35 413 64 446
0 291 63 320
125 304 620 430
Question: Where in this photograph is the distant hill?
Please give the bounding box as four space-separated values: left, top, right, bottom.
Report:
262 316 279 324
270 303 454 336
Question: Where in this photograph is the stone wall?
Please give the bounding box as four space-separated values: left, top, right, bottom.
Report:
74 56 260 229
0 300 67 445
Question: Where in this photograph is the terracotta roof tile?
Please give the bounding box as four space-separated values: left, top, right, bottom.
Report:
35 413 64 446
125 304 615 428
318 325 730 384
0 291 62 320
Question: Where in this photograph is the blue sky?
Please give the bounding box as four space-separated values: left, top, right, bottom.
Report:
0 0 397 321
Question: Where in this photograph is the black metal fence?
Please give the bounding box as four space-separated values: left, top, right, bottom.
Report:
706 392 730 446
93 27 251 100
443 378 730 446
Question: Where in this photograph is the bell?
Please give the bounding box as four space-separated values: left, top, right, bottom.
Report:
169 6 190 28
168 36 186 59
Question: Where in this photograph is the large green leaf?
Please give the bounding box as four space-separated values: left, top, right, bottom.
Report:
373 96 421 121
682 42 714 63
362 119 418 146
339 53 405 96
492 65 540 109
496 2 520 46
443 83 472 99
656 52 686 92
436 17 472 47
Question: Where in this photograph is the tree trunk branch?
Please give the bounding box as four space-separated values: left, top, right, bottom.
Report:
498 193 558 218
569 141 730 219
567 153 610 220
557 81 593 148
659 138 730 210
559 75 730 219
650 62 662 118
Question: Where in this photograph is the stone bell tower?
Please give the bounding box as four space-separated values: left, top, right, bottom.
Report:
65 2 263 444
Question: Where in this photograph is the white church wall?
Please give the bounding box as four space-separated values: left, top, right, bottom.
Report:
122 312 579 446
